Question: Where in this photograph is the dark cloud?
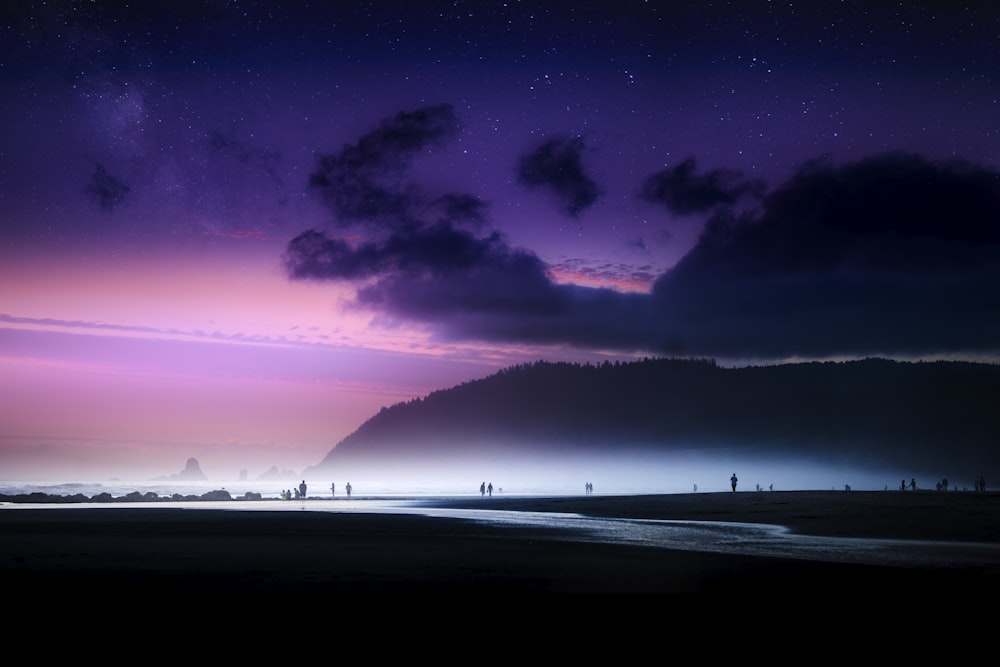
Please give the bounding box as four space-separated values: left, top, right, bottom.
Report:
291 108 1000 362
651 152 1000 358
284 230 386 281
425 193 490 229
284 223 659 348
286 223 519 283
308 103 460 226
85 164 130 211
640 157 765 216
289 106 655 350
516 136 601 217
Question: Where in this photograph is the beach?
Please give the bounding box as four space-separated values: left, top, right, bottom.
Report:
2 490 998 594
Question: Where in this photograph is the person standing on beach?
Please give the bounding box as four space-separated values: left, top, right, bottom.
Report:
299 480 307 499
331 482 335 498
480 482 486 496
730 473 738 492
346 482 352 497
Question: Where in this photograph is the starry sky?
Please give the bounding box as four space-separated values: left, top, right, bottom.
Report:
2 1 1000 481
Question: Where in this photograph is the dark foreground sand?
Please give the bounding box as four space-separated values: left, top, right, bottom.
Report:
2 491 998 593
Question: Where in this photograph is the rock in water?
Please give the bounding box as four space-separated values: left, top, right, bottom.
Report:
156 457 208 481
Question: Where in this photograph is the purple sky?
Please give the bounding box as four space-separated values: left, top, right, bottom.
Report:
2 1 1000 481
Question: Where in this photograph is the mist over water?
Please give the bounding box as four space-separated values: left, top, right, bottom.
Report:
4 449 995 572
309 452 914 497
0 450 919 499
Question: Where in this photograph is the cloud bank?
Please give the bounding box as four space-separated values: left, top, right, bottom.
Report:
651 152 1000 358
287 105 1000 362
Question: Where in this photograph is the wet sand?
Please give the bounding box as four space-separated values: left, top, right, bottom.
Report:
424 489 1000 543
1 491 998 593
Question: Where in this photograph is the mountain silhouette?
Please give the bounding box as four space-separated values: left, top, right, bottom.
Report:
307 358 1000 484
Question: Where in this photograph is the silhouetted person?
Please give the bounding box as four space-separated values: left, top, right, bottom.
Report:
299 480 307 499
487 482 493 497
346 482 352 497
902 479 907 491
331 482 335 498
730 473 738 492
910 478 917 491
480 482 486 496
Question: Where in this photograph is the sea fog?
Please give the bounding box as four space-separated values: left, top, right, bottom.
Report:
0 451 924 499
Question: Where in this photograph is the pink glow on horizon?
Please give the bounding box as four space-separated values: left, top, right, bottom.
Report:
1 245 609 479
0 249 418 476
547 264 655 293
0 248 431 351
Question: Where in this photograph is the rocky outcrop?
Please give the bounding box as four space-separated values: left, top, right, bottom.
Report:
0 488 265 504
152 457 208 482
123 491 161 501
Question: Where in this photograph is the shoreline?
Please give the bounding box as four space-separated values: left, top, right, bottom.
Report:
418 489 1000 543
5 489 996 543
3 491 998 593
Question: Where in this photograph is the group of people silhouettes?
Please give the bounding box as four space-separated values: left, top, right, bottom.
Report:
898 476 989 492
281 480 309 500
280 479 352 500
480 481 493 496
585 482 594 494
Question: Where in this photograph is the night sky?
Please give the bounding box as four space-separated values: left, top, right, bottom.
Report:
2 1 999 481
